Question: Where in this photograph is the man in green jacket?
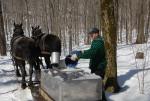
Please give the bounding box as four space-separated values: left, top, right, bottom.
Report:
71 27 107 78
70 27 107 101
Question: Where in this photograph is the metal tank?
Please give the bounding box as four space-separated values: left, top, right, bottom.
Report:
40 69 102 101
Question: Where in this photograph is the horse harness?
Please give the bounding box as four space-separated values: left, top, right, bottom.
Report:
35 33 51 55
41 34 51 55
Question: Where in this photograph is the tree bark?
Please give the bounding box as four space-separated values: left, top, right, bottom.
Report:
145 0 150 41
0 0 6 56
135 0 146 44
101 0 120 93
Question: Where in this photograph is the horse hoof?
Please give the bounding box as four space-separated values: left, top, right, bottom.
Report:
21 83 27 89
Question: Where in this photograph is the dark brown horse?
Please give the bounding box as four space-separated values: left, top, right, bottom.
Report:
10 23 40 89
31 26 61 69
10 23 25 77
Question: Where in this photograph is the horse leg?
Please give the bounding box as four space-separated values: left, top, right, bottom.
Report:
15 59 26 77
13 58 21 77
39 57 44 69
28 61 34 87
34 59 41 82
16 64 21 77
25 68 27 76
44 56 52 69
19 61 26 89
34 69 41 83
36 57 44 69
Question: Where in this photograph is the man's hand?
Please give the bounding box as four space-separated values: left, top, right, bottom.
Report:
70 54 78 61
71 50 82 56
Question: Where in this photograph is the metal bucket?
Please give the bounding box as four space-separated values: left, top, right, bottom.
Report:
51 52 60 64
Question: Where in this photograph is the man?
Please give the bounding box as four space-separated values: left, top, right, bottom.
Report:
71 27 107 101
71 27 107 78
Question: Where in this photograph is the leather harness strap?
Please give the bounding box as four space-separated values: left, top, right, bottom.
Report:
41 51 51 55
41 34 48 51
13 54 25 61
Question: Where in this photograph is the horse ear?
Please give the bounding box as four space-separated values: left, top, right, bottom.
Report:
32 26 34 29
20 23 22 27
37 26 40 29
14 22 16 26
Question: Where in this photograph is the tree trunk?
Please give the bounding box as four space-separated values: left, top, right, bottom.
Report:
0 0 6 56
101 0 120 93
145 0 150 41
24 0 30 36
135 0 146 44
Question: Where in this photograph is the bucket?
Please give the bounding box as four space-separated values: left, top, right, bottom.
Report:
51 52 60 64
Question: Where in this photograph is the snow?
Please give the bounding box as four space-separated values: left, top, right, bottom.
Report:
107 44 150 101
1 43 150 101
0 55 33 101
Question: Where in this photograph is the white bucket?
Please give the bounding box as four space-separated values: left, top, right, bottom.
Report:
51 52 60 64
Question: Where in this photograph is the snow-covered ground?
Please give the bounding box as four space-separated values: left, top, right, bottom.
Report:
107 44 150 101
1 43 150 101
0 55 33 101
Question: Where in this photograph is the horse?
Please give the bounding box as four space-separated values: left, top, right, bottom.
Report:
10 23 25 77
31 26 61 69
10 23 41 89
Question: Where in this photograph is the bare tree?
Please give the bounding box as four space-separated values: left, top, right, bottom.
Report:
136 0 146 44
101 0 120 92
0 0 6 56
145 0 150 41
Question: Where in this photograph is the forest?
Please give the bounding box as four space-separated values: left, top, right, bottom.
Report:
0 0 149 55
0 0 150 101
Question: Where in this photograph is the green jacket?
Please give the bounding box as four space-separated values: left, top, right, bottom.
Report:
79 36 107 72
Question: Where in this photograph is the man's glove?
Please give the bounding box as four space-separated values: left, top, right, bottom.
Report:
70 50 83 61
70 54 78 61
71 50 82 56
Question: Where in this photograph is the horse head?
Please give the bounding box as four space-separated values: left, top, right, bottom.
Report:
13 23 24 37
31 26 42 38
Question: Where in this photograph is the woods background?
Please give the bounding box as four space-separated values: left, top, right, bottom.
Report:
0 0 150 55
0 0 149 93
